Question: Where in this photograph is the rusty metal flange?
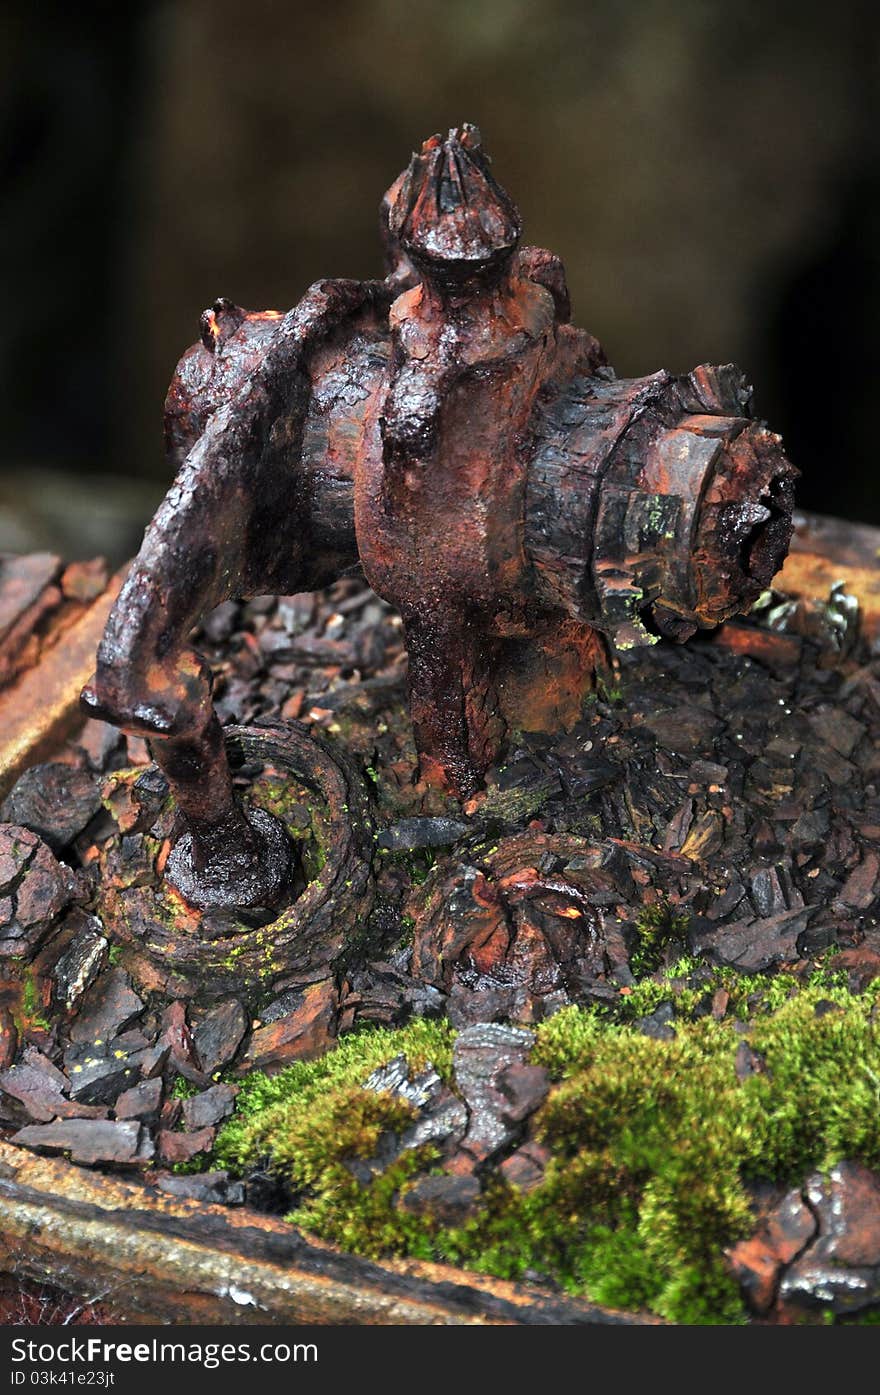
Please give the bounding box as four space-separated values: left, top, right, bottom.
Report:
98 721 375 1002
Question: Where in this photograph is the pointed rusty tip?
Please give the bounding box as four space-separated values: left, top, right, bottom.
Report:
198 298 245 353
451 123 482 151
379 170 419 292
388 125 521 284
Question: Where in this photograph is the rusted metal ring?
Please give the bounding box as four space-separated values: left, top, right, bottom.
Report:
409 832 615 1023
101 721 376 1002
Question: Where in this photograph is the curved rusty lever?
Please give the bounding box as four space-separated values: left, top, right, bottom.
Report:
82 280 386 908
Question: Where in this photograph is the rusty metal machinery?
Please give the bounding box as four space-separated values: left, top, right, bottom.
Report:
82 125 797 911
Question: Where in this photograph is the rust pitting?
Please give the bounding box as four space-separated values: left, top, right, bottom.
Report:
82 124 797 910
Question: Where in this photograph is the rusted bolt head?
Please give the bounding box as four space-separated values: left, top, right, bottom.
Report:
389 124 522 289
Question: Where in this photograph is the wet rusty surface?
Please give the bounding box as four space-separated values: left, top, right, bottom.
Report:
0 1139 656 1325
0 571 124 800
83 125 797 909
2 518 880 1323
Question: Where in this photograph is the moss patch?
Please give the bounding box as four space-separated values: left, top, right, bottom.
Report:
170 1074 200 1101
12 963 51 1034
215 1017 455 1177
247 773 328 880
213 966 880 1324
214 1019 455 1256
629 899 692 977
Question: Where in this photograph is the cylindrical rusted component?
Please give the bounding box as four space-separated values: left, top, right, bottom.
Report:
526 362 797 649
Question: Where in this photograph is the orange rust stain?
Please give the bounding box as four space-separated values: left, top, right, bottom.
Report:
776 551 880 637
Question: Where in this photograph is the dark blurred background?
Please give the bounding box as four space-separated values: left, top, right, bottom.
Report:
1 0 878 564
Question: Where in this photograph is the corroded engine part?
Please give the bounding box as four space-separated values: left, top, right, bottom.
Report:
84 124 797 910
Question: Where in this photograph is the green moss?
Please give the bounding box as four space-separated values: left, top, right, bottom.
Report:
212 970 880 1325
474 779 554 827
170 1074 200 1101
630 899 692 978
17 966 51 1032
596 676 624 704
215 1018 455 1173
98 766 143 813
397 914 415 949
247 774 329 880
247 774 309 828
169 1154 210 1175
377 847 436 885
20 969 40 1017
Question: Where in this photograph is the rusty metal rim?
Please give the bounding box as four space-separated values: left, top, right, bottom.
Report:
0 1140 659 1326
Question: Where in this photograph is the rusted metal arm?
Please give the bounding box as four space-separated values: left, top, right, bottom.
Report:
83 282 381 908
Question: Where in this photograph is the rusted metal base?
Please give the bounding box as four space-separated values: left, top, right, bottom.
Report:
166 806 292 911
95 722 375 1003
0 1140 658 1326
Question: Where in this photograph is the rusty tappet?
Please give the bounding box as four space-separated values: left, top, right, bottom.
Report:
82 125 797 910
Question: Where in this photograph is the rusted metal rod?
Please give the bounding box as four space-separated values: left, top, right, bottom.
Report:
83 124 797 910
